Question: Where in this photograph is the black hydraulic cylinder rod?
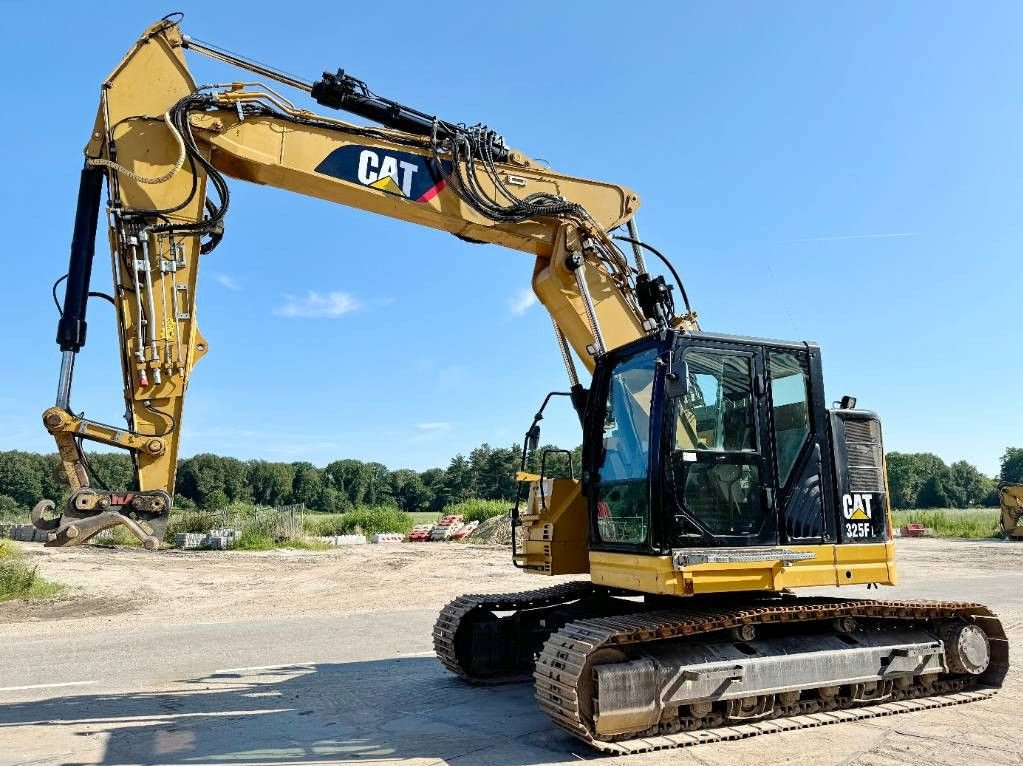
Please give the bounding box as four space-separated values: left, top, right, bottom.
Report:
311 69 509 162
56 165 105 352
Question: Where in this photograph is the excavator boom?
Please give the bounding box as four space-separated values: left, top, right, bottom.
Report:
40 17 689 546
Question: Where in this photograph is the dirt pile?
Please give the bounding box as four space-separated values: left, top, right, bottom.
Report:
463 514 513 545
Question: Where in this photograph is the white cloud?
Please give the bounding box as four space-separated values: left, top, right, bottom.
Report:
508 288 537 316
416 422 452 432
274 290 361 318
213 273 241 291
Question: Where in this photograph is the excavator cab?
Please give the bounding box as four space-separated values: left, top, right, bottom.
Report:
583 331 891 559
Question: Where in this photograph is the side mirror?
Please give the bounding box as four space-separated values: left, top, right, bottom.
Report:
527 423 541 451
665 355 689 398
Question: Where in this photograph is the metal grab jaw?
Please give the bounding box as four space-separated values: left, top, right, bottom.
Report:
36 405 170 549
32 492 168 549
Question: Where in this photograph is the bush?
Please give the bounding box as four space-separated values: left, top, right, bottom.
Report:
0 540 60 601
92 525 144 547
441 498 508 525
0 494 25 523
174 495 197 511
303 513 346 537
234 529 276 550
305 506 412 537
233 528 328 551
163 510 220 543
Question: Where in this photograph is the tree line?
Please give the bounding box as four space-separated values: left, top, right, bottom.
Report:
886 448 1022 509
0 444 1018 515
0 442 581 515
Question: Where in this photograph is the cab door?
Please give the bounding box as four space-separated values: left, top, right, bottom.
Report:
665 341 778 548
765 347 829 544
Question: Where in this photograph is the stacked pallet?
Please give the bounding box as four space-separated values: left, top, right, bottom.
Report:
430 515 465 541
407 524 434 542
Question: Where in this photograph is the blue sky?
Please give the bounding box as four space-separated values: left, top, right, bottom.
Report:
1 2 1019 475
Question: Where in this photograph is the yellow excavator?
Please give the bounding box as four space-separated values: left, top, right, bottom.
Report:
36 14 1006 754
999 483 1023 539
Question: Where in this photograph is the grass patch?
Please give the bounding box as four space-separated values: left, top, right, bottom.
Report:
304 506 412 537
892 508 999 539
91 525 144 547
164 510 220 542
233 529 276 550
233 528 329 551
409 511 441 525
439 498 508 525
0 540 62 601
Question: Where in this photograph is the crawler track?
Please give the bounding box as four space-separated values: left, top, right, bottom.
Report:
534 598 1008 753
433 580 596 684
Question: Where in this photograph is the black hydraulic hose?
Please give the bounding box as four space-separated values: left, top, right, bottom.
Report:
613 235 693 315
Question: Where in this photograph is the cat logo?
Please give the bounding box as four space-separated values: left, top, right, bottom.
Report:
843 493 875 539
314 145 450 203
356 150 419 197
842 493 873 520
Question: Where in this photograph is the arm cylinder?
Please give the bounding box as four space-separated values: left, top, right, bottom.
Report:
56 165 105 352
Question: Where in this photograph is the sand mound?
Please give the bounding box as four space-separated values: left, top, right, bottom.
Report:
463 514 513 545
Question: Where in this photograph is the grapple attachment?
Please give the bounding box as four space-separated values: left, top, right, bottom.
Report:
31 490 169 549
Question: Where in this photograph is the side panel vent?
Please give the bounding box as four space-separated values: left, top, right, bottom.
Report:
830 409 889 543
845 419 885 494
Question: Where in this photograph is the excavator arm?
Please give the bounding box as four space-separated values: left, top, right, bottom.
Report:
38 16 694 547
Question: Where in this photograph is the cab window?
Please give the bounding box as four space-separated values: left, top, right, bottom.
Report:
595 347 656 545
768 350 811 486
668 350 773 544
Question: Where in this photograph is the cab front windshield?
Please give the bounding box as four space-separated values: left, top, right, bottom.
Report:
595 347 657 545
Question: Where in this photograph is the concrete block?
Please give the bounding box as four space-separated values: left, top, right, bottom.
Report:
12 525 37 542
174 532 206 549
371 533 404 543
331 534 366 545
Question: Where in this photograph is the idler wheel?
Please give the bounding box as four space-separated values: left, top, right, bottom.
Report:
939 622 990 675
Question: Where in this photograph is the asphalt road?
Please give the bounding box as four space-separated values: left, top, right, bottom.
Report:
1 540 1021 766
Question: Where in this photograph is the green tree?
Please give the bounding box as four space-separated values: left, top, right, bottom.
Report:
885 452 951 509
363 462 393 506
204 488 229 511
0 451 44 508
176 454 228 508
917 474 951 508
390 469 432 512
39 453 70 505
247 461 295 506
443 454 472 505
324 459 373 506
84 452 134 491
315 485 349 513
946 461 995 508
885 453 923 509
419 467 448 512
526 443 577 482
1000 448 1023 484
290 462 322 508
221 457 252 502
0 494 21 516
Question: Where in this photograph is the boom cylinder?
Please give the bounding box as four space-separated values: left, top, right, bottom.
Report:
56 165 105 352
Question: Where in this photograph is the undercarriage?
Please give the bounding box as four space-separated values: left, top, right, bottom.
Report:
434 584 1008 753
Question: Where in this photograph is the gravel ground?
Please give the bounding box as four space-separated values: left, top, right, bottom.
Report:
0 537 1020 766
